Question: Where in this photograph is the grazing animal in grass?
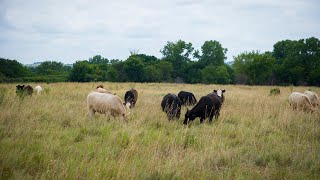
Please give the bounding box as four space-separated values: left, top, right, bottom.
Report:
124 88 138 108
161 93 182 120
178 91 197 106
289 92 315 112
16 85 33 97
184 93 222 125
304 91 319 107
34 85 43 95
87 91 130 122
213 89 226 103
96 84 104 89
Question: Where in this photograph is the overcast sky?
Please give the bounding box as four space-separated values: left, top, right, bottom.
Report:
0 0 319 64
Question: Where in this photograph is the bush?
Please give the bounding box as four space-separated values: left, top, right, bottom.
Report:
269 88 280 96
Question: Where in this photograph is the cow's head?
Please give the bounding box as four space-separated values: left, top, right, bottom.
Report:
96 84 104 89
16 85 24 90
213 89 225 103
184 108 197 125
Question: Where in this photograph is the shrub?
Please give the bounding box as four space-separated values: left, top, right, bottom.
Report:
269 88 280 96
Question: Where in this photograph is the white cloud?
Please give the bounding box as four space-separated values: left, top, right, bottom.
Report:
0 0 319 64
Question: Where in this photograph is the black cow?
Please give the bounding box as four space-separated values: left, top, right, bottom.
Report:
178 91 197 106
161 93 182 120
124 89 138 108
16 85 33 97
183 93 222 125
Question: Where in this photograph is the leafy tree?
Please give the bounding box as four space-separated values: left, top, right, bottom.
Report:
88 55 109 64
123 55 145 82
69 61 94 82
272 37 320 85
233 51 275 85
160 40 194 79
35 61 70 75
198 40 228 68
144 65 161 82
201 64 231 84
156 61 173 82
0 58 32 81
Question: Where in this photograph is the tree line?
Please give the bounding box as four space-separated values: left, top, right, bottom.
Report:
1 37 319 86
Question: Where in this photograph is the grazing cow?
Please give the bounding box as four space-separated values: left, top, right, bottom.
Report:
161 93 182 120
184 93 222 125
213 89 226 103
289 92 315 112
87 91 130 122
124 89 138 108
34 85 43 95
16 85 33 97
178 91 197 106
304 91 319 107
96 84 104 89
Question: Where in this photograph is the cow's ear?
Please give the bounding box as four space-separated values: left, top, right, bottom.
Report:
222 90 225 93
213 90 217 93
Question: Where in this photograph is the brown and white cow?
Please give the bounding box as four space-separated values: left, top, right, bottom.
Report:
124 89 138 108
87 91 130 122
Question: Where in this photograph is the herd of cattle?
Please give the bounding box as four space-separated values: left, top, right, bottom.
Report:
15 84 319 125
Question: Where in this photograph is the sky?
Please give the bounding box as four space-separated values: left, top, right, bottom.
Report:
0 0 319 64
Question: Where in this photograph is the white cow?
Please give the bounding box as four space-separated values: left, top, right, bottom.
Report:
289 92 314 112
87 91 130 121
304 91 319 107
34 85 43 95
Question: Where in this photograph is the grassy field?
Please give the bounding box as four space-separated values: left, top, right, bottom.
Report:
0 82 319 179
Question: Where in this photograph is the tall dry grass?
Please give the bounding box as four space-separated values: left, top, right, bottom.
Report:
0 82 319 179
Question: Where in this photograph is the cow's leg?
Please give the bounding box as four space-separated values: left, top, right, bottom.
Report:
209 113 214 122
183 119 189 125
105 110 112 121
88 108 95 119
200 117 205 123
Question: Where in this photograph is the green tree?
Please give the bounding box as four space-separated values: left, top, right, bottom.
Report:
272 38 320 85
88 55 109 64
199 40 227 68
201 64 231 84
160 40 194 80
35 61 70 75
144 65 161 82
0 58 32 79
233 51 275 85
69 61 94 82
156 61 173 82
123 55 145 82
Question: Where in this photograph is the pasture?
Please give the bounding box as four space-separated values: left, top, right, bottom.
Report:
0 82 319 179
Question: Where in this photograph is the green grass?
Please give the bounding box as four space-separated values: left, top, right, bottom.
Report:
0 82 319 179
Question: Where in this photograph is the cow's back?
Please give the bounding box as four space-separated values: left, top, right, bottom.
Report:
23 85 33 96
